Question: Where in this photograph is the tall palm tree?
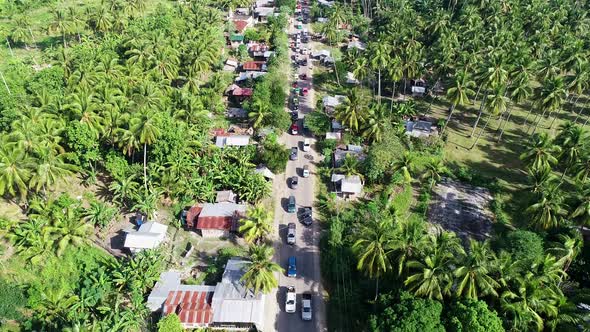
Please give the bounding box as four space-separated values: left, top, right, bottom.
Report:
109 174 140 207
526 185 567 230
248 97 271 129
391 151 415 183
352 217 395 299
530 76 567 134
240 245 282 295
557 125 586 179
48 8 72 48
11 15 34 46
420 158 447 190
239 205 272 244
390 217 428 277
570 183 590 228
362 103 390 142
405 251 453 301
470 85 509 149
0 142 33 201
131 109 160 190
441 70 476 134
334 88 368 132
548 234 583 273
368 38 390 103
525 165 556 194
519 132 561 170
29 144 78 194
454 240 500 300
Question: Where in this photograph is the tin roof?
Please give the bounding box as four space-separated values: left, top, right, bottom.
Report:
163 290 215 326
233 20 249 33
197 203 247 230
242 61 267 71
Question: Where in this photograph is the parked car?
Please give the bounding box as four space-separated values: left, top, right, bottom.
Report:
288 195 297 213
290 176 299 189
290 146 298 160
288 256 297 277
287 223 296 245
301 88 309 96
286 286 296 313
302 293 312 320
290 123 299 135
298 206 312 226
300 73 307 80
292 81 298 88
303 139 311 151
302 165 310 177
291 111 299 120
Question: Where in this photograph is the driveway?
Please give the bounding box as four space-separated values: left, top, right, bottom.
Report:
263 6 327 332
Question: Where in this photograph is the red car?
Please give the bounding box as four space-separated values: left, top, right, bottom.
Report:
290 123 299 135
292 81 298 88
301 88 309 96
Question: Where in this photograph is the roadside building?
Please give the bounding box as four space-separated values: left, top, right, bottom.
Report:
405 120 437 138
225 107 248 119
322 95 345 114
333 144 366 167
148 258 265 330
123 221 168 254
235 71 267 82
216 190 237 203
185 202 247 238
241 61 267 72
254 165 275 180
331 174 363 199
215 134 251 148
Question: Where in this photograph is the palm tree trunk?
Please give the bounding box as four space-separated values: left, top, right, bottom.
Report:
440 104 455 135
473 84 482 105
522 103 534 126
143 142 148 190
470 94 487 137
497 104 513 142
470 113 492 149
374 277 379 301
390 81 396 112
403 78 407 100
530 108 548 135
378 68 381 104
583 113 590 126
574 100 588 124
548 109 560 130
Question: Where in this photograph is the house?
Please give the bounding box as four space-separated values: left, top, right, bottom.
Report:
215 134 251 148
226 107 248 119
255 0 273 8
223 59 239 72
254 165 275 180
186 202 247 238
231 87 253 101
235 71 267 82
317 17 328 23
405 120 437 138
247 42 270 57
311 50 331 59
325 132 342 140
333 145 366 167
331 174 363 199
241 61 267 72
347 40 366 51
346 72 360 84
411 78 427 97
229 34 245 48
322 95 346 114
254 7 275 23
149 258 265 330
123 221 168 253
216 190 237 203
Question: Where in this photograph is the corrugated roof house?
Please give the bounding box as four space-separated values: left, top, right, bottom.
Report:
123 221 168 253
241 61 267 72
186 202 247 238
215 135 251 148
235 71 267 82
331 174 363 198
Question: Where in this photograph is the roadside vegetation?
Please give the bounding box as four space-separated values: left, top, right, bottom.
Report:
309 0 590 331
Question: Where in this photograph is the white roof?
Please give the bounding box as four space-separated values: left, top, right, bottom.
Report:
139 221 168 234
255 166 275 179
318 0 335 6
226 59 238 67
215 135 251 148
346 72 360 84
331 174 363 194
412 86 426 93
325 132 342 140
235 71 267 81
312 50 331 58
347 40 366 50
200 202 247 217
124 221 168 250
255 7 274 15
323 95 345 108
317 17 328 23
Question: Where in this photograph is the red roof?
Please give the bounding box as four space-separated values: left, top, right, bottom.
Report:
186 206 203 228
232 87 253 97
163 290 214 326
242 61 265 71
233 20 249 33
249 43 269 52
197 216 233 230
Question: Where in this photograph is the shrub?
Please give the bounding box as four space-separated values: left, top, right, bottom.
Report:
502 230 544 263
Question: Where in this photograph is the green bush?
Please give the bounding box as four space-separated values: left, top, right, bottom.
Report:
444 300 504 332
0 278 25 321
502 230 544 263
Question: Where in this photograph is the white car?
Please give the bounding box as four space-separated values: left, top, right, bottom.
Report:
287 223 296 245
286 286 296 313
302 165 310 177
301 293 312 320
303 139 310 151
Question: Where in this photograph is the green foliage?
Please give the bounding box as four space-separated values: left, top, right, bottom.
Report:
364 130 405 182
26 66 65 95
157 313 184 332
65 121 102 167
0 278 25 321
258 137 290 174
305 110 331 136
445 300 505 332
502 230 544 263
369 291 445 332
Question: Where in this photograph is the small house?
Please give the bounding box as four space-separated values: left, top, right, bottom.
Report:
241 61 267 72
333 145 366 167
230 87 253 102
325 132 342 140
223 59 239 72
123 221 168 253
405 120 437 138
254 7 275 23
331 174 363 199
235 71 267 82
229 34 245 48
311 50 331 59
411 79 427 97
215 134 251 148
322 95 345 114
185 202 247 238
216 190 237 203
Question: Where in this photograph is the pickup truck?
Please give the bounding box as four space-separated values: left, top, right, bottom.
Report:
301 293 312 321
286 286 296 313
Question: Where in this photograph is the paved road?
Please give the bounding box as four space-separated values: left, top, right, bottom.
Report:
263 5 327 332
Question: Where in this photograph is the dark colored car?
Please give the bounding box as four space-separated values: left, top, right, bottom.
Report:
288 195 297 213
290 146 298 160
291 176 299 189
288 256 297 277
291 111 299 120
298 207 312 226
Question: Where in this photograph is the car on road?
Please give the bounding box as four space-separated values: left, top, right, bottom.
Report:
288 256 297 277
300 73 307 80
302 293 312 321
299 206 312 226
290 123 299 135
288 195 297 213
291 111 298 120
290 146 298 160
303 139 311 151
301 88 309 96
302 164 310 177
286 286 296 313
287 222 296 245
290 176 299 189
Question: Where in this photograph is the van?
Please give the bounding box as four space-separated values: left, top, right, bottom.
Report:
288 195 296 213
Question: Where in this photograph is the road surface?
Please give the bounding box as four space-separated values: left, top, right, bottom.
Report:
263 4 327 332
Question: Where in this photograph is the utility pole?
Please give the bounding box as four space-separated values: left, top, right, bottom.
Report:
0 70 11 95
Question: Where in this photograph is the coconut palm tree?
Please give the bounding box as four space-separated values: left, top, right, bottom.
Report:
10 15 34 46
368 38 390 103
548 234 583 273
337 154 362 178
454 240 500 300
131 109 160 190
405 250 453 301
29 144 78 194
525 165 556 194
0 142 33 201
239 205 272 244
241 245 282 295
391 151 415 183
557 124 586 179
48 8 72 48
530 76 567 134
248 97 272 129
570 183 590 228
352 217 395 299
362 103 390 142
334 88 368 132
573 152 590 183
390 217 428 277
526 185 567 230
441 70 476 134
470 84 509 149
420 158 447 190
109 174 140 207
519 132 561 170
45 205 93 256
